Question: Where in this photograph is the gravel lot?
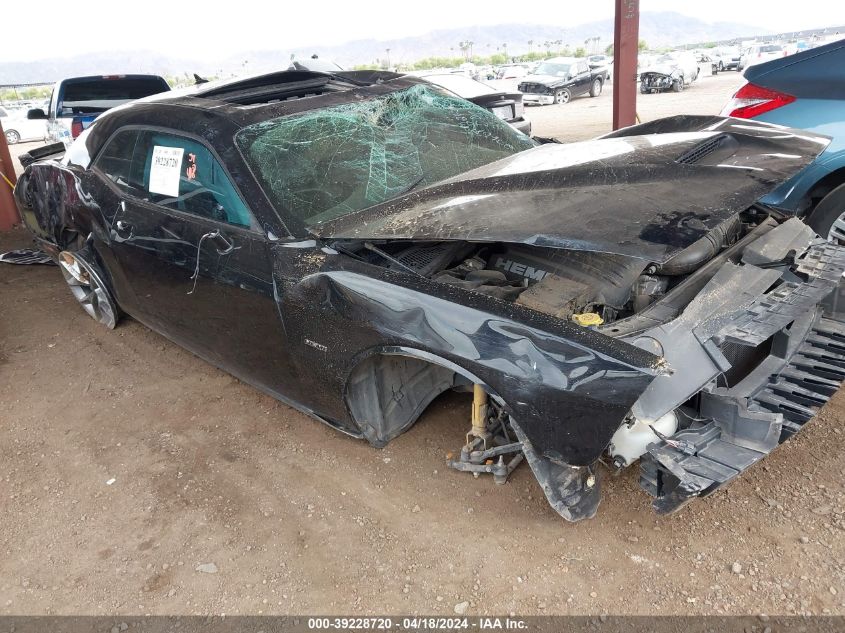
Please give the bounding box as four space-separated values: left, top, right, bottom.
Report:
2 70 844 617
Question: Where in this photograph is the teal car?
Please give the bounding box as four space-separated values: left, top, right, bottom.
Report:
721 39 845 242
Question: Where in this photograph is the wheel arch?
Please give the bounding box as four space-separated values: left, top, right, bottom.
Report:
343 345 510 448
805 165 845 209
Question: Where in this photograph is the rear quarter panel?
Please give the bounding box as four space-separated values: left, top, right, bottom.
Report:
756 100 845 210
14 161 100 250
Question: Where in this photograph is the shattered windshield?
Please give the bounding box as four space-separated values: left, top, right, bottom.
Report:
533 62 571 77
236 84 535 229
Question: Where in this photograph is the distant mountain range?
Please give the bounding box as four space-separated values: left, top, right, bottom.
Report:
1 11 769 85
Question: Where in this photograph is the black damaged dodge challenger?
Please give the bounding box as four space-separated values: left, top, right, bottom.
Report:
15 69 845 521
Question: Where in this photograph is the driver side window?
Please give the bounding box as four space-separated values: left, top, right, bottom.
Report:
130 130 253 228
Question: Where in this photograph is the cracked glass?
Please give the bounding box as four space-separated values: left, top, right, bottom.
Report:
236 85 535 229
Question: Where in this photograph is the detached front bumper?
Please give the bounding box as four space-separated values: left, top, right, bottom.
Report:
521 93 555 105
637 221 845 514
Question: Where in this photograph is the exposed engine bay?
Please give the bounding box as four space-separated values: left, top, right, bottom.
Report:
335 209 745 327
333 208 845 520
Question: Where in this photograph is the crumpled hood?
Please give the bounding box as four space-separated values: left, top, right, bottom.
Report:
641 63 679 77
520 74 567 86
311 116 830 263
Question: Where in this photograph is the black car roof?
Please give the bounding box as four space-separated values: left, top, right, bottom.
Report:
105 70 421 127
84 69 429 158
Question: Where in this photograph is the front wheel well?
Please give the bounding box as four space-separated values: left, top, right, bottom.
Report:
344 350 506 448
345 352 457 447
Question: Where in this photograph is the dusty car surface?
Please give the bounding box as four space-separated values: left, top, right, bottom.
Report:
15 69 845 522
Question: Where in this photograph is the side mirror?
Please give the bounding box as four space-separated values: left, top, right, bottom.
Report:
27 108 47 120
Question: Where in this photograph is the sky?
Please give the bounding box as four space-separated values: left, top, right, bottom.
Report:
2 0 844 62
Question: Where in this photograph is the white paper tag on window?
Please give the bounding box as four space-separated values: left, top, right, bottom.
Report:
149 146 184 197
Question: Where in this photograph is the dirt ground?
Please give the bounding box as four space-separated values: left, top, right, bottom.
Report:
1 71 844 617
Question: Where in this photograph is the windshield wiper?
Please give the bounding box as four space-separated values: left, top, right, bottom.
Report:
393 174 425 198
363 242 425 277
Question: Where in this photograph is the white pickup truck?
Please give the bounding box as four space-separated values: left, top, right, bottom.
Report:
26 74 170 146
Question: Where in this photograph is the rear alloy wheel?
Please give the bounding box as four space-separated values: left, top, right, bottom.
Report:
589 78 602 97
5 129 20 145
553 88 571 105
806 182 845 246
58 251 118 329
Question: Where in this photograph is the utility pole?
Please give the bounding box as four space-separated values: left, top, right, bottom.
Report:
0 119 20 231
613 0 640 130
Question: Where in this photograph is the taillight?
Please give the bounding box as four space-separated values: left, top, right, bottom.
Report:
71 120 83 138
720 82 796 119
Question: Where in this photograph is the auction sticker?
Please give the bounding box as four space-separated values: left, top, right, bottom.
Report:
149 146 184 197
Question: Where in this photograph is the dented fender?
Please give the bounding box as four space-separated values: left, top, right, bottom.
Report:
277 259 665 466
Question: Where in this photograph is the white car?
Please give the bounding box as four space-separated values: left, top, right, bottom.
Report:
740 44 786 70
710 46 743 71
638 52 698 81
639 51 700 92
487 64 530 92
0 106 46 144
667 51 700 83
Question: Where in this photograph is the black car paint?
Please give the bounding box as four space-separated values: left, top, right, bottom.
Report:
13 73 832 515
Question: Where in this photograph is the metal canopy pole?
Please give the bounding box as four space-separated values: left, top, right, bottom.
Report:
612 0 640 130
0 120 21 231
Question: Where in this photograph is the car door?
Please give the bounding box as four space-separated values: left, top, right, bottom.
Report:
93 127 295 392
573 61 591 95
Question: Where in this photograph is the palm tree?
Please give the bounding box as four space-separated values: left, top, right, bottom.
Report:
458 40 474 60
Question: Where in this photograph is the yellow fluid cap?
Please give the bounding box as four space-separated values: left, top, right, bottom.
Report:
572 312 604 327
